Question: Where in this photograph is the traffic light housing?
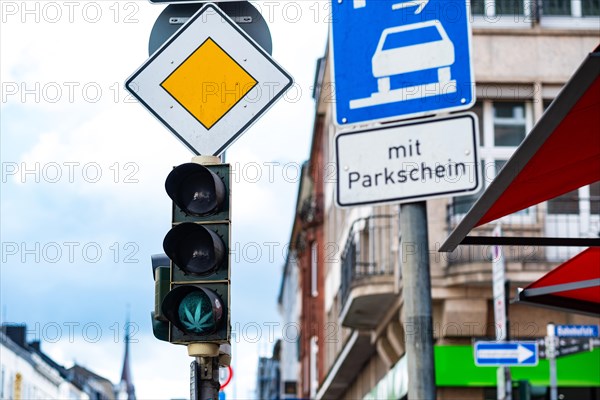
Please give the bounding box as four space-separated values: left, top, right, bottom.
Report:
151 254 170 342
161 162 231 344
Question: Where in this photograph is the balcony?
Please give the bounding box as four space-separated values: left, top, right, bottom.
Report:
339 215 400 330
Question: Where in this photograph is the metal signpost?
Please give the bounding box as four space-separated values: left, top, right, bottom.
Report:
330 2 476 398
546 324 599 400
491 225 510 400
125 4 292 156
127 3 292 400
330 0 475 126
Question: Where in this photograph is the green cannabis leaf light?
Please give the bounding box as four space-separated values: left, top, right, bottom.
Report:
178 291 214 333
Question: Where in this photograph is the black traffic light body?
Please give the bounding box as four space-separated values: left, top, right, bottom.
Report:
151 254 170 341
161 162 231 345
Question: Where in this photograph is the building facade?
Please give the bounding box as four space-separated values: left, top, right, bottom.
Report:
278 246 301 399
1 326 85 400
257 340 282 400
280 1 600 399
0 323 135 400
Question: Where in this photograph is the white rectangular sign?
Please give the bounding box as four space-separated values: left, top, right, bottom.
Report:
335 113 480 207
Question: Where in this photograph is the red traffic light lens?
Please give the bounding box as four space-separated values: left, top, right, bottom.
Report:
165 163 225 216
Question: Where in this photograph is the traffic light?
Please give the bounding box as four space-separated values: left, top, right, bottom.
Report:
161 161 231 344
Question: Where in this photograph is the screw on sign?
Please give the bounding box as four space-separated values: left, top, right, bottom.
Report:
219 366 233 391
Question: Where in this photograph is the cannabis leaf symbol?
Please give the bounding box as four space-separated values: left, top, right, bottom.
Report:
181 297 213 333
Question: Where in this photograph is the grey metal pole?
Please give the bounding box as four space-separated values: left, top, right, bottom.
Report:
191 357 221 400
504 279 512 400
547 323 558 400
400 202 436 400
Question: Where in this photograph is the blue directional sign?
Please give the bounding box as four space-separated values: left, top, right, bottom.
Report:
474 342 538 367
331 0 475 125
555 325 599 338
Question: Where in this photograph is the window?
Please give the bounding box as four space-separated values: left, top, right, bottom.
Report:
470 101 484 144
540 0 600 28
472 0 599 28
545 183 600 261
493 102 527 146
496 0 525 14
471 0 486 15
452 101 532 219
470 0 535 25
543 0 571 15
548 189 580 214
548 183 600 215
591 181 600 215
309 336 318 399
453 160 485 215
471 0 527 15
583 0 600 16
543 0 600 16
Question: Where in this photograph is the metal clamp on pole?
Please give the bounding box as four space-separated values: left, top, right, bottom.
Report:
191 355 221 400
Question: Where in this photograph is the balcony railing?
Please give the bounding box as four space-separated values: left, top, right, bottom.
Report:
340 215 398 312
446 196 600 265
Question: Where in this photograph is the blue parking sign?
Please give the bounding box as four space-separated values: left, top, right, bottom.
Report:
331 0 475 125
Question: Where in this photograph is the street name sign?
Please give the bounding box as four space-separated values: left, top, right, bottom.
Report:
330 0 475 125
555 325 599 338
126 4 292 156
474 342 538 367
557 338 594 357
335 113 480 207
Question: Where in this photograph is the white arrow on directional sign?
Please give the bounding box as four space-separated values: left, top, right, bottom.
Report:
125 3 292 156
474 342 538 367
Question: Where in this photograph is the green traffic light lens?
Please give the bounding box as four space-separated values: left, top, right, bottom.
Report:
178 291 216 334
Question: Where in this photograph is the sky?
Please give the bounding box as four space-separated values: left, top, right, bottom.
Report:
0 1 328 398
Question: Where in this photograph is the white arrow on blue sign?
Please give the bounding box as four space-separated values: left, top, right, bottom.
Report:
330 0 475 126
474 342 538 367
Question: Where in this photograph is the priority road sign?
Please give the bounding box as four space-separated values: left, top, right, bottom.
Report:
126 4 292 156
330 0 475 125
474 342 538 367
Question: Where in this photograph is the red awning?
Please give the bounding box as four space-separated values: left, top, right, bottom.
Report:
441 48 600 251
440 45 600 316
517 248 600 317
479 76 600 226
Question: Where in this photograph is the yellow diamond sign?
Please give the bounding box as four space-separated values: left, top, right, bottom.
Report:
125 4 293 156
161 38 258 130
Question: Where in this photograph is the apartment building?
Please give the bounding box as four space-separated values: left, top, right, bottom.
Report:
279 1 600 399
